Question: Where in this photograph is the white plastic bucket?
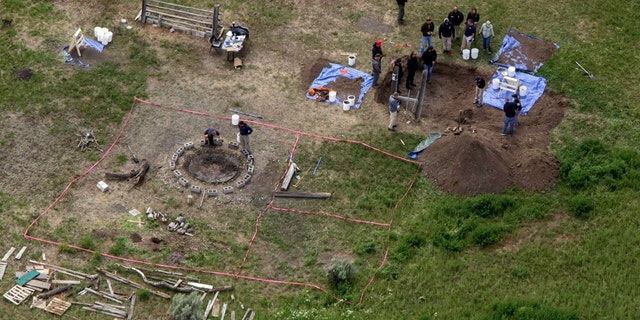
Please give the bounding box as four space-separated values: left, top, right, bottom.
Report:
348 55 356 66
462 49 470 60
236 132 240 143
105 31 113 43
492 78 500 90
342 100 350 111
519 85 528 97
328 91 337 102
231 114 240 125
347 95 355 106
94 26 101 37
508 66 516 77
471 48 479 59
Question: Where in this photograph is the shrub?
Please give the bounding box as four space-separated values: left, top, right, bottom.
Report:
137 289 152 301
468 194 514 218
326 258 356 292
78 235 97 251
354 239 377 255
471 223 506 247
168 292 203 320
568 195 594 219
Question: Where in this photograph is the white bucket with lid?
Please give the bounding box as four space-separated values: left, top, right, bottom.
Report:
342 100 350 111
471 48 479 59
348 55 356 66
492 78 500 89
519 85 528 97
347 95 355 106
328 91 337 102
231 114 240 125
462 49 470 60
508 66 516 77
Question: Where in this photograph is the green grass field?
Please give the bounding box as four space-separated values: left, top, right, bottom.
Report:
1 0 640 319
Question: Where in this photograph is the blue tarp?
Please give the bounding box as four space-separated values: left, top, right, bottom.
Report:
483 70 546 115
306 63 374 109
492 29 560 73
84 38 105 53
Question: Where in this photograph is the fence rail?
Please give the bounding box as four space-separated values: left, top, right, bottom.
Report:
141 0 215 38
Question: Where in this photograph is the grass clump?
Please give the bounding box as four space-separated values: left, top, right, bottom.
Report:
168 292 203 320
567 194 594 219
326 258 356 295
481 299 578 320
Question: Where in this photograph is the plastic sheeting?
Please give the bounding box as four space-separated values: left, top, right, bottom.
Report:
491 29 560 73
408 132 442 159
306 63 374 109
482 70 547 115
84 38 105 53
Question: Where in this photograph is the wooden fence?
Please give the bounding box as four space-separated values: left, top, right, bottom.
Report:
140 0 222 39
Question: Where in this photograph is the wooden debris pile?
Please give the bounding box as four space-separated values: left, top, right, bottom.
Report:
76 130 101 152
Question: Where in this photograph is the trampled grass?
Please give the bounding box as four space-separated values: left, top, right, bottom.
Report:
2 0 640 319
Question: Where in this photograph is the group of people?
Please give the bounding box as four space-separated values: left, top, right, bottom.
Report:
204 120 253 153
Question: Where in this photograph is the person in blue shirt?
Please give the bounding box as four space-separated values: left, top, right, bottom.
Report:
460 19 476 53
388 92 401 131
204 128 220 145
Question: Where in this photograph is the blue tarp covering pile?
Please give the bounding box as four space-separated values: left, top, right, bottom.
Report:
306 63 374 109
408 132 442 159
482 70 547 115
492 29 560 73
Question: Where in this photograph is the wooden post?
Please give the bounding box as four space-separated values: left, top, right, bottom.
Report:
414 69 428 121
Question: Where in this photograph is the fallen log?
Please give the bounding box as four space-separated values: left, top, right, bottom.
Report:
104 159 149 186
273 192 331 199
36 284 73 299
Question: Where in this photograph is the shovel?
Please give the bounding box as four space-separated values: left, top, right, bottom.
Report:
126 143 140 163
575 61 594 80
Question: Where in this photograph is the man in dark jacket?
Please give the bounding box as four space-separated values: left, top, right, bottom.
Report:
204 128 220 145
406 51 419 89
238 121 253 153
439 18 455 55
474 76 486 106
448 6 465 38
502 98 518 136
372 53 382 86
419 17 435 55
421 46 437 83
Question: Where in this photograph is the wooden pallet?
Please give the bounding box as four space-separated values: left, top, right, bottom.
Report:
45 298 72 316
3 285 35 305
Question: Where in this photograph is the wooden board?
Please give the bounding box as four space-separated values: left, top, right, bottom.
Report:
16 269 40 286
3 285 35 305
14 246 27 260
2 247 16 261
0 262 6 280
45 298 72 316
25 279 51 290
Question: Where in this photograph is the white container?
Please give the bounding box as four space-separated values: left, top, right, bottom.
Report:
105 31 113 43
519 85 528 97
94 26 101 37
231 114 240 125
348 55 356 66
342 100 350 111
236 132 241 143
328 91 337 102
492 78 500 90
508 66 516 77
462 49 470 60
347 95 355 106
97 181 109 192
471 48 479 59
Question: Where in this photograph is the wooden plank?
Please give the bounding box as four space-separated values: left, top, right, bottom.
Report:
24 279 51 290
221 303 227 320
16 269 40 286
2 247 16 261
127 293 136 320
51 279 81 285
0 262 6 280
212 298 221 317
241 308 252 320
248 310 256 320
231 310 236 320
147 0 213 14
14 246 27 260
16 271 48 281
273 192 332 199
3 285 35 305
280 163 297 191
45 298 72 316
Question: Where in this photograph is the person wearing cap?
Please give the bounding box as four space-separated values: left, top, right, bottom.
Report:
372 53 382 86
396 0 407 23
372 40 383 59
479 20 495 53
421 46 437 83
388 92 401 131
439 18 455 55
420 17 435 55
448 6 465 38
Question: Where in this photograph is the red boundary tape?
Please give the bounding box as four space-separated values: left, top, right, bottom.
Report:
23 97 424 305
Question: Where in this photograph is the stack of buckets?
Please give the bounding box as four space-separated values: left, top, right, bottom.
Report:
94 27 113 46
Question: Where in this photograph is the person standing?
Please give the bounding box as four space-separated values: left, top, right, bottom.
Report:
372 53 382 86
388 92 401 131
421 46 437 83
238 121 253 153
396 0 407 23
502 98 518 136
393 58 404 93
204 128 220 145
419 17 435 55
406 51 419 89
460 19 476 53
439 18 455 55
467 8 480 26
479 20 494 53
473 76 486 106
512 94 522 125
448 6 465 38
372 40 383 64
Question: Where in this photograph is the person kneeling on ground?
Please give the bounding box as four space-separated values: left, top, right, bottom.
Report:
204 128 220 145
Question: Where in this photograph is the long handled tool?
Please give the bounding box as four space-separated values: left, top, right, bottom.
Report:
575 61 594 80
126 143 140 163
230 109 263 119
